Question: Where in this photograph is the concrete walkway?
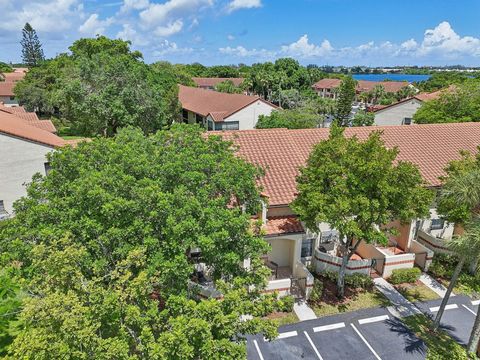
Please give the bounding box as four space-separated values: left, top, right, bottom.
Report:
373 277 421 318
419 273 454 298
293 301 317 321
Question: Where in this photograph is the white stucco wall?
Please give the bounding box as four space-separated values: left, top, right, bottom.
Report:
374 99 422 126
0 96 18 106
226 100 276 130
0 133 52 213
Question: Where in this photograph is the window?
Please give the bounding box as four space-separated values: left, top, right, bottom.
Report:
215 121 239 131
430 218 445 230
301 238 314 258
10 96 15 100
44 162 51 175
207 120 214 131
403 117 412 125
182 110 189 123
0 200 8 219
195 114 203 124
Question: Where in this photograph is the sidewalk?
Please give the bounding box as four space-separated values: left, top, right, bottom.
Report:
373 277 421 318
419 273 454 298
293 301 317 321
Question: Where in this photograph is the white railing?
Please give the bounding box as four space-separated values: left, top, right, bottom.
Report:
313 249 372 276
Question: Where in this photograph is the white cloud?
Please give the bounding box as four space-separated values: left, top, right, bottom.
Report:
154 19 183 37
139 0 212 28
219 45 274 58
153 39 193 56
280 34 333 57
226 0 262 13
227 34 235 41
79 14 113 36
120 0 149 13
116 23 149 46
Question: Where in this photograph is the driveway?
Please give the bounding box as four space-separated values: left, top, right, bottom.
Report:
247 307 427 360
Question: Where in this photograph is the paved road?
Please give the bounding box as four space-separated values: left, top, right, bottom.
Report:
247 295 478 360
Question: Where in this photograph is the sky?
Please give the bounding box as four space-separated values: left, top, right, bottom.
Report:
1 0 480 67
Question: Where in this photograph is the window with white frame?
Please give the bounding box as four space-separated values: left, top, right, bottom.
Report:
301 238 314 257
430 218 445 230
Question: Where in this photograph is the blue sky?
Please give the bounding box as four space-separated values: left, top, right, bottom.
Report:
1 0 480 66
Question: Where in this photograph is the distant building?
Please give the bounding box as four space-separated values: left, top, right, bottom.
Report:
0 82 17 106
312 78 411 99
0 109 65 216
178 85 277 131
192 77 244 90
370 87 451 126
0 104 57 133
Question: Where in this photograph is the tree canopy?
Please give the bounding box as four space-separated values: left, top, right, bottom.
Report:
14 36 182 137
20 23 45 67
293 126 432 296
214 80 243 94
0 125 283 358
333 76 356 126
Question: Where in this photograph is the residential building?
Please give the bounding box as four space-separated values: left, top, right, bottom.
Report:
312 78 411 100
0 110 65 216
1 68 27 83
0 82 17 106
0 104 57 133
216 123 480 295
192 77 244 90
371 87 450 126
178 85 277 131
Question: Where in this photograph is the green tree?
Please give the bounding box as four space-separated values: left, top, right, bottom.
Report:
256 109 321 129
0 62 13 77
333 76 356 126
0 269 22 356
293 126 432 297
214 80 243 94
0 125 279 358
371 84 386 105
20 23 45 67
352 110 375 127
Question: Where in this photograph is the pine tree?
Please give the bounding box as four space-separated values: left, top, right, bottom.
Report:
21 23 45 67
334 76 357 127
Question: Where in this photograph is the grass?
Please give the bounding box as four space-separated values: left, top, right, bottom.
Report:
312 288 391 317
438 278 480 299
402 315 474 360
395 282 440 303
265 311 299 327
60 135 85 140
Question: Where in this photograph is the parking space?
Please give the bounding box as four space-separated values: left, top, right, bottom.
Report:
416 296 477 346
247 307 428 360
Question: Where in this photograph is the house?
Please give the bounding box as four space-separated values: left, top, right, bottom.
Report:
312 78 411 100
0 82 17 106
1 68 27 83
371 87 451 126
215 123 480 296
0 110 66 217
192 77 244 90
0 104 57 133
178 85 277 131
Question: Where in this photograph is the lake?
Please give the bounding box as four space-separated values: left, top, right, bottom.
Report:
352 74 431 83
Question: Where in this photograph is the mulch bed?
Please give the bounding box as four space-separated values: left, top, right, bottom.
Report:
313 275 371 306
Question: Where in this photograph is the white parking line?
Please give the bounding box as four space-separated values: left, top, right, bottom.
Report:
358 315 389 325
253 340 265 360
304 331 324 360
430 304 458 312
351 324 382 360
276 331 298 339
462 304 477 316
313 322 345 332
472 300 480 306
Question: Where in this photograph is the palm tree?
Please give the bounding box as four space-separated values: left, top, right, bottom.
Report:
433 168 480 331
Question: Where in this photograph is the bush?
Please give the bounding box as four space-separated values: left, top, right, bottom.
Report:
389 268 421 284
308 279 324 303
429 253 456 278
320 271 373 289
278 295 295 312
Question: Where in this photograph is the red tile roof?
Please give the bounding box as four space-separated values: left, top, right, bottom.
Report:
312 78 409 93
192 77 244 88
216 123 480 206
264 216 304 236
179 85 276 122
0 110 65 148
0 82 15 96
1 72 26 82
0 105 57 133
415 85 456 102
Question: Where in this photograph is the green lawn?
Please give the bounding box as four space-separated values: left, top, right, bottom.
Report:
402 315 473 360
265 312 299 327
395 283 440 303
312 289 391 317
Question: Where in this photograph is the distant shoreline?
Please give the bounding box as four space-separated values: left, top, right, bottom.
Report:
352 73 431 83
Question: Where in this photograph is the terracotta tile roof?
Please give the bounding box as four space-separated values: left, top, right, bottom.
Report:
263 216 304 236
216 123 480 206
0 105 57 133
179 85 276 122
0 82 15 96
415 85 456 102
0 110 65 148
1 72 26 82
192 77 244 87
312 78 409 93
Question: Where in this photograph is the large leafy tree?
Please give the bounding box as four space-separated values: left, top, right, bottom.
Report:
0 125 278 358
333 76 356 126
20 23 45 67
293 126 432 297
15 36 181 137
214 80 243 94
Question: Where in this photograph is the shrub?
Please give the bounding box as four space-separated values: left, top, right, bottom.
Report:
389 268 421 284
278 295 295 312
345 273 373 289
308 279 324 303
429 253 456 278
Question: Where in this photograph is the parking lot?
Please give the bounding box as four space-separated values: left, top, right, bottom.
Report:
247 295 478 360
